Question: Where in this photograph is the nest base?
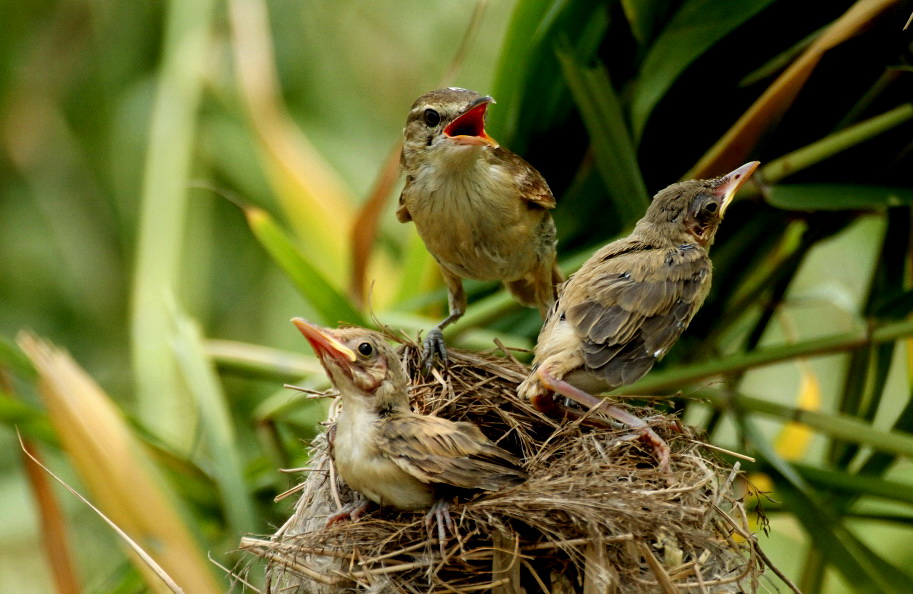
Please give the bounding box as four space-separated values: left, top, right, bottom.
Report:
244 338 765 592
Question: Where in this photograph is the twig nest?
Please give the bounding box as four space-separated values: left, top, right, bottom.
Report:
243 336 765 592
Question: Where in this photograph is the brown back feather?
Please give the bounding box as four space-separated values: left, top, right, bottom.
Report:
564 241 711 389
379 413 527 491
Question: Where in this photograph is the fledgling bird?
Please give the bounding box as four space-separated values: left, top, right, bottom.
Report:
518 162 761 471
291 318 527 545
398 87 563 368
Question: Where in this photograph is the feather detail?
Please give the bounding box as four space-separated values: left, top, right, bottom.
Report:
379 413 526 491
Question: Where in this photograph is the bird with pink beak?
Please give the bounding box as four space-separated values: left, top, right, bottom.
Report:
519 162 761 471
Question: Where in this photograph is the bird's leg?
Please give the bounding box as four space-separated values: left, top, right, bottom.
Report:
534 366 670 472
325 496 371 527
422 269 466 371
325 423 337 457
423 498 456 556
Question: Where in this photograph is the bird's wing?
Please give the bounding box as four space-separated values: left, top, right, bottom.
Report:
378 413 526 491
396 178 413 222
514 158 556 209
564 242 711 388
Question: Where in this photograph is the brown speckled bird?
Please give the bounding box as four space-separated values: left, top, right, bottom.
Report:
398 87 563 368
292 318 527 545
518 162 760 470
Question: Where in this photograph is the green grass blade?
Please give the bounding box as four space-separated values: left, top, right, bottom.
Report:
630 0 776 140
206 339 322 381
833 208 910 465
629 318 913 394
790 462 913 506
766 184 913 211
620 0 670 44
557 48 650 226
762 103 913 184
740 416 913 593
0 337 36 380
697 388 913 461
490 0 562 143
131 0 218 449
170 302 257 536
491 0 607 150
244 205 367 327
0 392 57 447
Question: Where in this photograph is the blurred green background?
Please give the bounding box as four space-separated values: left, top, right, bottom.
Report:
2 0 913 592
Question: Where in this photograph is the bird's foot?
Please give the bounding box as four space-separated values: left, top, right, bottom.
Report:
617 426 671 472
421 328 449 373
533 366 672 472
326 498 370 528
423 499 456 556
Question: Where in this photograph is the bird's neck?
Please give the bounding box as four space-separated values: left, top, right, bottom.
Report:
632 218 693 248
406 141 489 176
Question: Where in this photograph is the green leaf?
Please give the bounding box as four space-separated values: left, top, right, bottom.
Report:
630 318 913 395
766 184 913 211
170 302 258 536
696 387 913 461
762 103 913 184
557 48 650 226
630 0 776 140
0 392 57 446
741 416 913 593
0 337 36 380
244 205 367 327
832 207 910 466
206 339 323 381
791 462 913 507
874 288 913 319
492 0 608 150
130 0 218 450
620 0 672 44
490 0 555 142
855 387 913 487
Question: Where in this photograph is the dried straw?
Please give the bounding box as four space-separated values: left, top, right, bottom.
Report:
242 333 767 593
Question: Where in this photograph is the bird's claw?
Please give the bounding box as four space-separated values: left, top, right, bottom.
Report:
618 426 671 472
421 328 448 373
424 499 455 556
325 499 370 527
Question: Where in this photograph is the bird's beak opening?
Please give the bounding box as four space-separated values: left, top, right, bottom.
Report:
712 161 759 215
292 318 356 364
444 97 499 148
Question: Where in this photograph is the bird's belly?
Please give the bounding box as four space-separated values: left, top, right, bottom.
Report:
408 167 548 281
562 367 614 394
333 424 434 511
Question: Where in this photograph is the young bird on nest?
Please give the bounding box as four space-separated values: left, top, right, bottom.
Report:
398 87 563 369
518 162 761 471
292 319 527 548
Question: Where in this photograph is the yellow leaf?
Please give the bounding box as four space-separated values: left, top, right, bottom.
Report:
228 0 355 281
18 332 221 594
689 0 900 179
774 360 822 460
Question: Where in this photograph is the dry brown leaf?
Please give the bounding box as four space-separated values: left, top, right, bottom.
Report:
18 332 221 594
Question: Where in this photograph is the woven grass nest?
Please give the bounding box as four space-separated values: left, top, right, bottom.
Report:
241 332 769 593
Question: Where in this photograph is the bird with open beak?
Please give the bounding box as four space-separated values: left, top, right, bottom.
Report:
292 318 527 548
398 87 563 369
518 162 761 471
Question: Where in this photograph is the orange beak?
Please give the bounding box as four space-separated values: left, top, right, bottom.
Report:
291 318 355 364
713 161 760 215
444 96 499 148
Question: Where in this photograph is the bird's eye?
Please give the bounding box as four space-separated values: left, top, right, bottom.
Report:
702 201 719 214
357 342 373 356
423 109 441 127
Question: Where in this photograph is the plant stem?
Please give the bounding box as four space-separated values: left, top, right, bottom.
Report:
695 387 913 460
629 318 913 393
763 103 913 183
